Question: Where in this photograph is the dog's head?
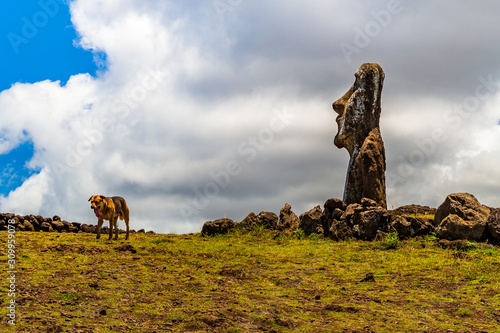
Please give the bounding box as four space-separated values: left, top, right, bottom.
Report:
89 195 107 218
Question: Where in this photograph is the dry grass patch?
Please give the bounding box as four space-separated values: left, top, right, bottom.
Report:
0 230 499 332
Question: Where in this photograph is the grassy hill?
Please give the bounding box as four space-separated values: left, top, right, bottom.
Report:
1 230 500 332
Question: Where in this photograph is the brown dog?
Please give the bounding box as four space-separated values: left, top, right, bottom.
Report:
88 195 130 240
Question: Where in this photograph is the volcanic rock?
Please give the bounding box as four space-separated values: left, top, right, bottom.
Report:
239 211 278 231
332 63 387 209
324 198 346 214
388 216 434 239
299 206 324 236
487 208 500 243
51 221 65 232
258 211 279 230
434 193 490 241
40 222 54 232
392 204 436 218
201 218 235 236
23 220 35 232
328 219 353 241
278 203 300 233
351 208 386 240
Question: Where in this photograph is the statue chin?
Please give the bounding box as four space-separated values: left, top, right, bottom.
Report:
333 136 343 149
334 131 354 155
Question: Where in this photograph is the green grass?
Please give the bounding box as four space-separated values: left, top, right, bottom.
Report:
0 231 499 332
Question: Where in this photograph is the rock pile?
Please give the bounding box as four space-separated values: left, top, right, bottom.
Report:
202 193 500 244
0 213 149 235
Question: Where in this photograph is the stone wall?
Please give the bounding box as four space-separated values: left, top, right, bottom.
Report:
202 194 500 244
0 213 151 234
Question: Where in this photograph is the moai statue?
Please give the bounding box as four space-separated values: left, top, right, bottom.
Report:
332 63 387 208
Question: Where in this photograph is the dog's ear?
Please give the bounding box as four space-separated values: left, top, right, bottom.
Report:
98 195 106 201
88 196 93 202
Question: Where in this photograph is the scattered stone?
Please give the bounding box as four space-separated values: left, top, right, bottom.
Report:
435 193 490 241
324 303 359 313
328 219 353 241
114 244 137 253
436 239 474 251
99 309 107 316
239 211 278 231
259 211 279 229
23 220 35 232
351 208 386 241
201 218 235 236
324 198 346 214
0 213 148 234
332 63 387 208
360 273 375 283
340 203 364 222
438 214 487 242
392 205 436 218
51 220 65 232
487 208 500 243
239 212 259 230
80 224 95 233
388 216 434 239
40 222 54 232
278 203 300 233
299 206 324 236
361 198 377 208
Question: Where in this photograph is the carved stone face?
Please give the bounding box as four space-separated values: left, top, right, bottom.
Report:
332 63 384 157
332 85 355 155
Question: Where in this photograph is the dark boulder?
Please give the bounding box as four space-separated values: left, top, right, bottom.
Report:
392 204 436 218
487 208 500 243
277 203 300 233
438 214 487 242
388 215 434 239
40 222 54 232
239 211 278 231
258 211 279 230
299 206 324 236
328 219 353 241
201 218 235 236
435 193 490 241
23 220 35 232
351 208 386 240
51 221 65 232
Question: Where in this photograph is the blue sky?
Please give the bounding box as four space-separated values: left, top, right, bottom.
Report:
0 0 98 195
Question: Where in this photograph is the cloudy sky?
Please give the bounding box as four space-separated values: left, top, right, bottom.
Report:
1 0 499 233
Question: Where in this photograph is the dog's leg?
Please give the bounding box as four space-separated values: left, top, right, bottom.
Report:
114 216 119 240
96 218 104 239
108 214 114 240
124 205 130 240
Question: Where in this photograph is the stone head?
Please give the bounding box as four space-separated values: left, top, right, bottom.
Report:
332 63 385 156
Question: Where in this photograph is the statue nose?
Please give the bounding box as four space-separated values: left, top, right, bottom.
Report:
332 101 343 115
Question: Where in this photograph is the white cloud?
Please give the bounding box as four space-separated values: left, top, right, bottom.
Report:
1 0 500 233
